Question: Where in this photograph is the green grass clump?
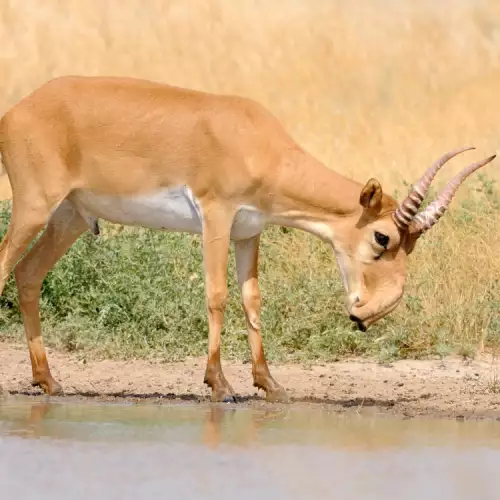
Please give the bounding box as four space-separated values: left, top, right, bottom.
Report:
0 201 367 362
0 177 499 364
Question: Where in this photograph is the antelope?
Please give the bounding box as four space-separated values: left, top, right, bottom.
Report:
0 76 495 403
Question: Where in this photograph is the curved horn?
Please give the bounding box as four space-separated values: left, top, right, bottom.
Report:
410 154 496 233
392 146 475 230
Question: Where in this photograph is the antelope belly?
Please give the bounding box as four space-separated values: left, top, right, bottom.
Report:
71 186 267 239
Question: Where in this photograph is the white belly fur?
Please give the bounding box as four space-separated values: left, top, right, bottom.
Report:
71 186 267 240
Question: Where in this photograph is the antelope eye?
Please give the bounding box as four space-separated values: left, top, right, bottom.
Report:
374 231 389 248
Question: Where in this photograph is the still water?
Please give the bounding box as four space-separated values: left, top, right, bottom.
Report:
0 396 499 499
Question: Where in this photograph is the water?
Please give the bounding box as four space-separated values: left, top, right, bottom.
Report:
1 396 499 500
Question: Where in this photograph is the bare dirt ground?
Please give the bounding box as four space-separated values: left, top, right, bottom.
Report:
1 341 500 420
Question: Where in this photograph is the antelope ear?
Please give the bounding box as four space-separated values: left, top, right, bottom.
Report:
360 178 383 211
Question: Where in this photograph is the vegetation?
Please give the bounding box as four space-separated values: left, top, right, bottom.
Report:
0 175 499 363
0 1 499 362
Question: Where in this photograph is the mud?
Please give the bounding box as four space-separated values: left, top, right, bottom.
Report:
1 341 500 419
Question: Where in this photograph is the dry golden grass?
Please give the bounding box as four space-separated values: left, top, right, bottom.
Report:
0 0 499 359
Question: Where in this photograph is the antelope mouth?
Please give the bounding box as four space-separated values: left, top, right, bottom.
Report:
349 314 367 332
349 293 403 331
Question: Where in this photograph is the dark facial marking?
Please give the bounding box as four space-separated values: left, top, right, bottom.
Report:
349 314 367 332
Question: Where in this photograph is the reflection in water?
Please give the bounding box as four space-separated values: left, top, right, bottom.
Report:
202 405 287 448
202 406 236 448
7 402 55 439
1 397 500 500
1 396 500 451
2 399 292 447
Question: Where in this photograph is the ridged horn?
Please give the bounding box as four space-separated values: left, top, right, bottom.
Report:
410 154 496 233
392 147 475 230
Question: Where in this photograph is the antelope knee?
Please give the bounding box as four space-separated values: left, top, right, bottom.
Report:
207 289 228 313
242 290 261 330
242 288 261 311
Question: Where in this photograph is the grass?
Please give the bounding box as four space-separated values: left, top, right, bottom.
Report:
0 0 500 363
0 177 499 363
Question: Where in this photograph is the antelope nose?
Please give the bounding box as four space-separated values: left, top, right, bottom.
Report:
349 314 367 332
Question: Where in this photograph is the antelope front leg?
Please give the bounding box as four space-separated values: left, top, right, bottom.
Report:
235 236 288 403
201 203 236 403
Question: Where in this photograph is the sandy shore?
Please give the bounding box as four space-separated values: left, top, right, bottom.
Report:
1 341 499 419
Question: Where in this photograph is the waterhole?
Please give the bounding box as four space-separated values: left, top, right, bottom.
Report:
1 396 499 499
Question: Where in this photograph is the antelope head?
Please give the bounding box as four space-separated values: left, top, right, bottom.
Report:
334 147 496 331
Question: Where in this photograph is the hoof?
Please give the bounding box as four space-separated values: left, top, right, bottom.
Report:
266 386 289 404
211 387 237 403
32 377 63 396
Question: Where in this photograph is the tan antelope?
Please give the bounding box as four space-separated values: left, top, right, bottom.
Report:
0 76 495 403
